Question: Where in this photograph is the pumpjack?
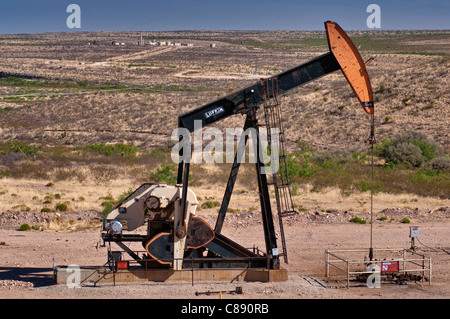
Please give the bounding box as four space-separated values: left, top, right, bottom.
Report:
101 21 375 274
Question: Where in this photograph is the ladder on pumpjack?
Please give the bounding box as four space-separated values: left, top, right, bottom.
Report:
260 77 298 264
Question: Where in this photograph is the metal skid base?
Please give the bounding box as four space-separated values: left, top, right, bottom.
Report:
54 266 288 285
54 232 287 286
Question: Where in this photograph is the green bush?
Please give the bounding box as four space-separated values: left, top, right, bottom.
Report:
400 217 411 224
298 159 317 177
414 139 437 162
411 168 437 182
201 201 221 209
19 223 30 231
280 153 317 180
280 154 301 180
55 203 68 212
101 201 115 216
379 131 439 167
150 164 177 184
100 188 134 216
350 217 366 224
0 141 40 157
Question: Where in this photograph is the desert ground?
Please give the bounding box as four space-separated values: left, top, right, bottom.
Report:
0 178 449 299
0 29 449 300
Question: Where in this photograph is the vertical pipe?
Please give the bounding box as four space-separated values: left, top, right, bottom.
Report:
429 258 432 286
422 257 425 282
369 114 375 261
113 262 116 287
403 249 406 271
191 256 194 286
347 261 350 289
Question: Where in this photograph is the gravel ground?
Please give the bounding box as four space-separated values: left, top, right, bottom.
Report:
1 207 449 300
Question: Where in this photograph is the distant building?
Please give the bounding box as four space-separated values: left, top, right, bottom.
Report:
146 41 194 47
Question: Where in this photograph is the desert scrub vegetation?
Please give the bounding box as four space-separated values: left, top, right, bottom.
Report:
74 143 140 158
278 132 449 199
0 76 129 92
0 131 448 201
55 202 69 212
350 217 367 224
375 131 441 168
150 163 178 184
201 200 221 209
99 188 134 216
400 217 411 224
18 223 43 231
0 76 218 103
0 140 169 181
0 141 40 158
18 223 31 231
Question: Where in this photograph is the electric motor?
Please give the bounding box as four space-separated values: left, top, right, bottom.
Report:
106 220 123 235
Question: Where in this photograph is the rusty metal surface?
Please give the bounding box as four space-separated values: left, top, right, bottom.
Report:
186 216 215 249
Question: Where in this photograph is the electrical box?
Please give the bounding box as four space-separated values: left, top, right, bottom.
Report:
409 226 419 238
116 260 129 270
381 261 399 272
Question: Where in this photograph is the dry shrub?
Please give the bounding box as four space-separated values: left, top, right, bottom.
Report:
45 215 101 232
3 162 49 179
430 157 450 171
53 167 87 182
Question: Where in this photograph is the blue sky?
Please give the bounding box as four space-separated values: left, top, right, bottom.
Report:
0 0 448 34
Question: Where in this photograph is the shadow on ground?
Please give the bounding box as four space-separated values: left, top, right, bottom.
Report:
0 267 55 287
